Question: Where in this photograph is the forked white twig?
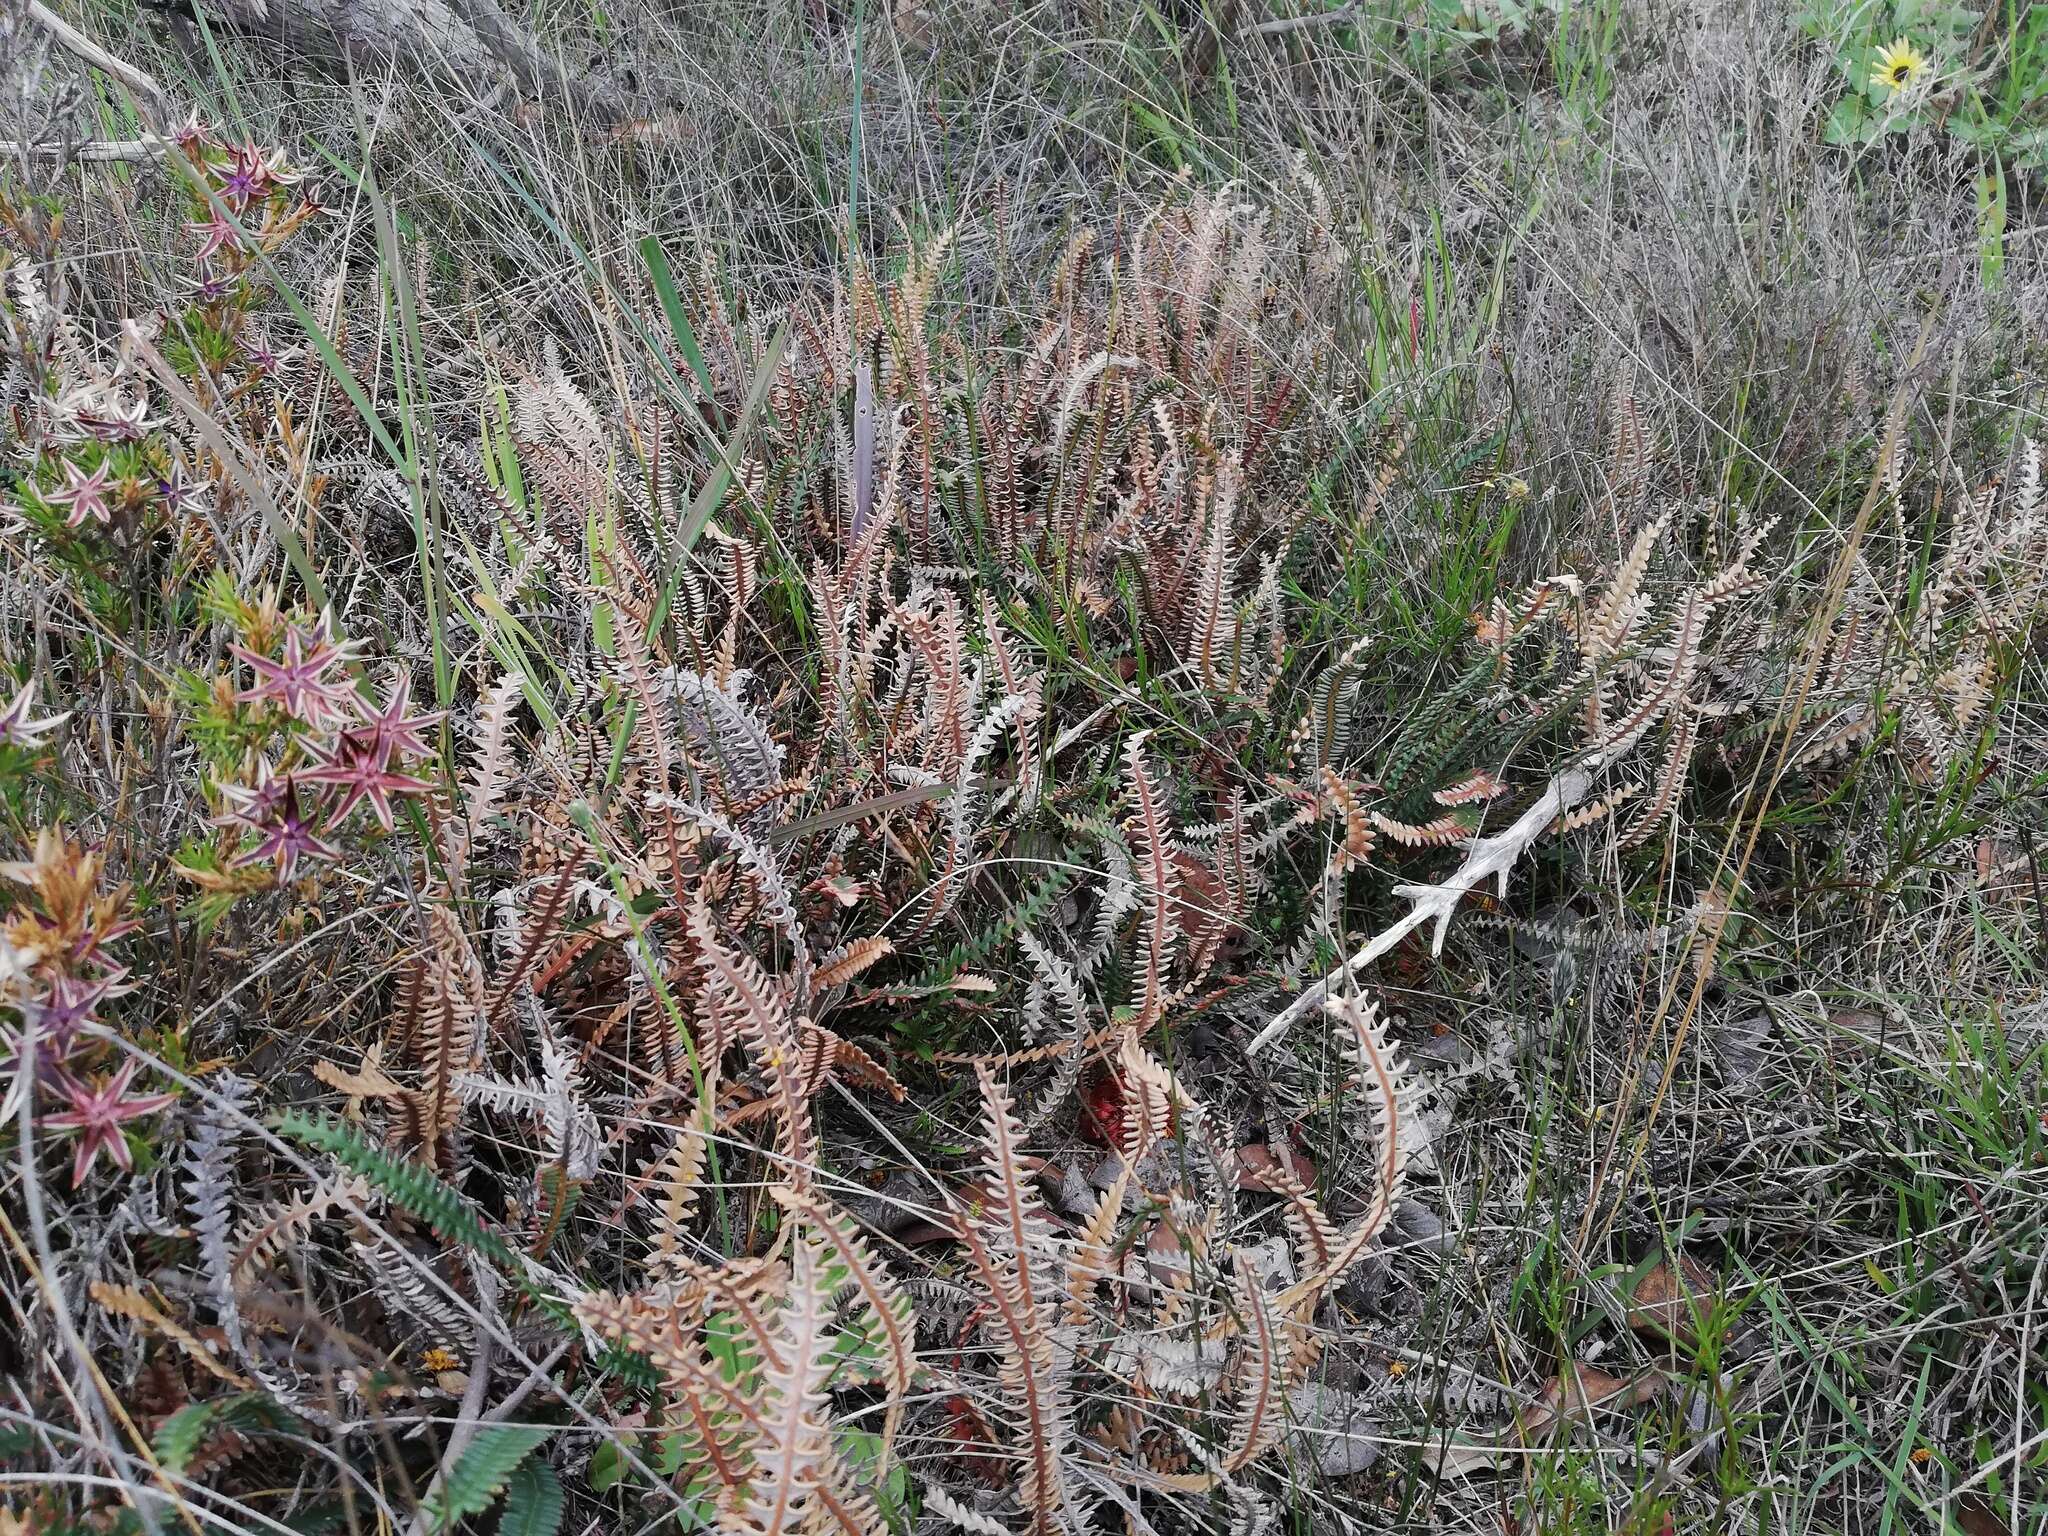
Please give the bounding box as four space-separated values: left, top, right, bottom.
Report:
1247 753 1608 1055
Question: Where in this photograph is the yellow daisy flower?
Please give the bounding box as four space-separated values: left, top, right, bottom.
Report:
1870 38 1930 94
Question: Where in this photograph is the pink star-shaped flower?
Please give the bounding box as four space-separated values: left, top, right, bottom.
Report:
171 113 215 155
300 746 432 832
0 679 68 748
20 974 113 1063
46 460 114 527
229 621 357 728
183 269 235 303
42 1060 175 1186
238 142 300 188
213 760 293 828
295 674 441 832
241 334 281 376
348 673 443 766
217 144 276 210
187 208 243 263
156 461 206 519
227 776 340 879
54 383 157 444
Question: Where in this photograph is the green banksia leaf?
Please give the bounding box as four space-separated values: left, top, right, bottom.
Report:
900 869 1070 995
153 1392 305 1474
269 1109 574 1325
271 1110 517 1267
279 1500 352 1535
495 1452 565 1536
426 1427 553 1531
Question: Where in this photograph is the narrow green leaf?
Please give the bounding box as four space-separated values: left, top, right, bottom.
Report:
639 236 721 427
649 324 789 637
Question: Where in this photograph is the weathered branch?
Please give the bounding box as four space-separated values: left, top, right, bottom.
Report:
28 2 170 107
195 0 626 123
1 135 172 161
1247 752 1609 1055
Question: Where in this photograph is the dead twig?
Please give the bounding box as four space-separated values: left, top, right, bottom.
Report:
0 135 173 162
1248 752 1609 1054
27 2 170 109
1252 2 1360 37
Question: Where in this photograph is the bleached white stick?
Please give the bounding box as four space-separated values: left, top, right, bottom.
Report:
1 136 172 162
28 2 170 107
1247 754 1607 1055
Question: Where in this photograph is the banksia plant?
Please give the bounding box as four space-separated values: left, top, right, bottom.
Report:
4 95 2042 1536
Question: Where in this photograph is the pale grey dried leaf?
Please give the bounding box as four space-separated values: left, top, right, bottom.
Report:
1714 1010 1772 1085
1284 1384 1380 1476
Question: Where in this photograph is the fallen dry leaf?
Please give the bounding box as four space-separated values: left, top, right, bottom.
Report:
1953 1495 2009 1536
1284 1383 1380 1475
312 1047 401 1105
892 0 933 45
1518 1362 1661 1437
1226 1141 1320 1192
1423 1362 1663 1478
1627 1252 1715 1346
